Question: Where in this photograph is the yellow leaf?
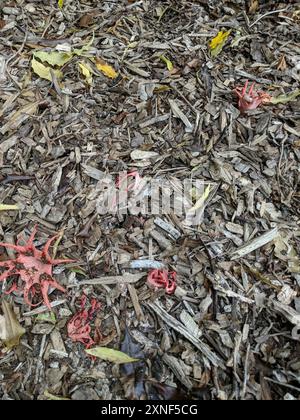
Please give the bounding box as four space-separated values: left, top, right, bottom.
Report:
95 57 118 79
31 57 63 81
33 51 72 67
159 55 174 72
209 30 231 57
0 204 19 212
189 185 211 213
78 62 93 85
86 347 140 364
58 0 64 9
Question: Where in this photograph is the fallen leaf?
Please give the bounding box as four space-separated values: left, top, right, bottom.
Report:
86 347 140 364
209 30 231 57
31 57 63 81
58 0 64 9
0 19 6 30
159 55 174 72
95 57 118 79
0 204 19 212
270 89 300 105
78 62 93 85
248 0 259 13
33 51 72 67
0 300 26 349
79 14 94 28
277 55 287 71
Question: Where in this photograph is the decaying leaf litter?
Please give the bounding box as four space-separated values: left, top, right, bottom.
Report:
0 0 300 401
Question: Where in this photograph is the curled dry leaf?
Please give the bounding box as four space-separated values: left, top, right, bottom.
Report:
0 300 25 349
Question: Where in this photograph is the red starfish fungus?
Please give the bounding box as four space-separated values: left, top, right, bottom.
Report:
67 295 100 348
0 227 73 309
147 270 177 295
234 80 272 113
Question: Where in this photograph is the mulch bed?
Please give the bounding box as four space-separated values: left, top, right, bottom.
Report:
0 0 299 400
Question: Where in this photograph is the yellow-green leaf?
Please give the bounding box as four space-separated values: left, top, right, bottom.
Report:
86 347 140 364
270 89 300 105
58 0 64 9
0 300 26 349
159 55 174 72
78 62 93 85
31 57 63 81
0 204 19 212
209 30 231 57
95 58 118 79
33 51 72 67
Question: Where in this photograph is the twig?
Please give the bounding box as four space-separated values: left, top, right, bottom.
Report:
249 8 288 28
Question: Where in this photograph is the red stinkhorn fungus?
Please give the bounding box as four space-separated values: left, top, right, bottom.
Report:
67 295 100 348
234 80 272 113
147 270 177 295
0 226 73 309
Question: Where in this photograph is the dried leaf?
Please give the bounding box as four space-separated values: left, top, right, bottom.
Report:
31 57 63 81
78 62 93 85
270 89 300 105
86 347 140 364
0 300 25 349
277 55 287 71
209 30 231 57
95 57 118 79
0 204 19 212
33 51 72 67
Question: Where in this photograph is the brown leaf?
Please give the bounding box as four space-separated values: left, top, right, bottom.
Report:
0 20 6 30
0 300 26 349
248 0 259 14
79 14 94 28
277 55 287 71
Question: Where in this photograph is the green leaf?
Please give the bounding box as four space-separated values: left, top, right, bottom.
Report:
33 51 72 67
86 347 140 364
270 89 300 105
36 312 56 324
58 0 64 9
159 55 174 72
